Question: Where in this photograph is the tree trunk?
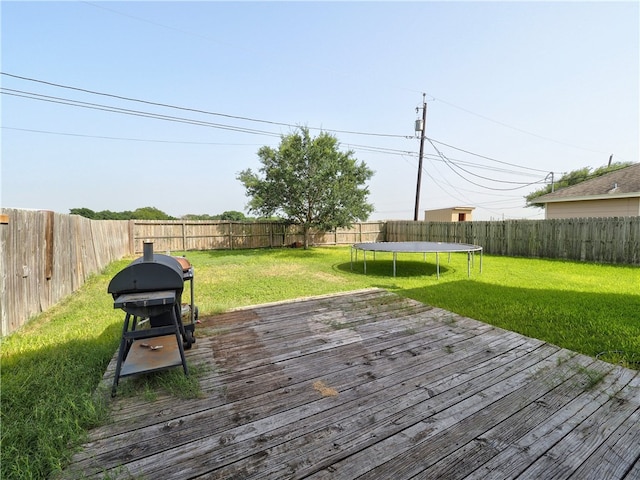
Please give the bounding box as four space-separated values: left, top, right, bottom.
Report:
303 224 309 249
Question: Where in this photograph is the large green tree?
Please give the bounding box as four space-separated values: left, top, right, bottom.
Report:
525 162 633 208
238 127 374 248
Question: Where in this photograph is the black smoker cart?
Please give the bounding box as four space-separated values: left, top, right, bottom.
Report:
107 241 197 396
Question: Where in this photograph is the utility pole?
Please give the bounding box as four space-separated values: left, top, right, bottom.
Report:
413 93 427 221
546 171 555 192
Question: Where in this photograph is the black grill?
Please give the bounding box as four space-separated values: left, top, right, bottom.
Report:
108 242 197 396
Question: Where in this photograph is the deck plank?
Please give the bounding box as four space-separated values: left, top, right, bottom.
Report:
516 371 640 479
61 289 640 480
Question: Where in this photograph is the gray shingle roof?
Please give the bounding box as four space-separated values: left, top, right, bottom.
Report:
534 163 640 203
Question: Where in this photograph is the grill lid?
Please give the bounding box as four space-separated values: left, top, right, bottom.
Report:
108 253 184 295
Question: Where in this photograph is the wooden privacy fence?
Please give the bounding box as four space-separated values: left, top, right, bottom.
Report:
0 216 384 335
130 220 386 253
0 209 132 336
387 217 640 265
2 211 638 336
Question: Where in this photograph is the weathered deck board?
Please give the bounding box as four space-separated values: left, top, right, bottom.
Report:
62 288 640 479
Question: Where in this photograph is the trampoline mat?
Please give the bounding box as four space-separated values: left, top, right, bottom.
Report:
353 241 482 253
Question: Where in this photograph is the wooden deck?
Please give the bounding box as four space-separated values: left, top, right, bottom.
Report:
63 289 640 479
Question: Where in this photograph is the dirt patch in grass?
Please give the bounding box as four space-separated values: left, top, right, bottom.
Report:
261 263 304 277
313 271 348 283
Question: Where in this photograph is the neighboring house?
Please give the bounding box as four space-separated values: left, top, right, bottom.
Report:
424 206 475 222
533 163 640 219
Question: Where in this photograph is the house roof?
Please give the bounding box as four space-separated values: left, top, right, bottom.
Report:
533 163 640 204
425 206 476 212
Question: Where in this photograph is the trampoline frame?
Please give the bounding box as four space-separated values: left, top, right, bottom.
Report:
350 241 483 279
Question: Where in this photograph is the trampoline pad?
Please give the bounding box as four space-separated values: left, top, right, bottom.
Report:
353 241 482 253
351 241 482 278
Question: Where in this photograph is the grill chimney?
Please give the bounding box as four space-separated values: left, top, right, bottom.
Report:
143 241 154 262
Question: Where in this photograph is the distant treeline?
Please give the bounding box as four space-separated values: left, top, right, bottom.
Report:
70 207 177 220
69 207 278 222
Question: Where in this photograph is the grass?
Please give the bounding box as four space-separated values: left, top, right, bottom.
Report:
1 260 130 480
2 246 639 479
114 361 208 402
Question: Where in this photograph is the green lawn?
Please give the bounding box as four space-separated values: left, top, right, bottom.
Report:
2 247 639 479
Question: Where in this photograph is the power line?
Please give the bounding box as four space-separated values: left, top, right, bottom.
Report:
1 72 409 139
1 127 262 146
345 143 417 157
434 155 543 179
4 89 543 180
426 96 609 155
442 159 543 186
427 137 550 174
423 154 531 219
1 89 283 138
427 138 548 192
2 73 567 184
5 123 414 155
1 121 549 185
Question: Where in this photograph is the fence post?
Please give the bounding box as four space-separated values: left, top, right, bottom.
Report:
182 221 186 252
44 210 54 280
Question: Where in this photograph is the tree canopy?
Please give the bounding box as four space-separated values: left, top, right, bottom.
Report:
237 127 374 248
182 211 249 221
69 206 176 220
70 207 257 221
525 162 633 208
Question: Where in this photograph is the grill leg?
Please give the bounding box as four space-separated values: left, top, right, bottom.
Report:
112 313 132 397
172 304 189 376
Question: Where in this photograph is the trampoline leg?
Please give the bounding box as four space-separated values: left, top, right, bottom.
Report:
393 252 397 277
363 251 367 275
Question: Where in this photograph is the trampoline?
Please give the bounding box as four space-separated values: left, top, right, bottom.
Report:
350 241 483 279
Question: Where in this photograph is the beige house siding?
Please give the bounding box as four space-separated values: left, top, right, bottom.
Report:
424 207 474 222
545 197 640 219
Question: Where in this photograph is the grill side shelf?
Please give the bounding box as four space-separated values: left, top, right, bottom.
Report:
113 291 176 309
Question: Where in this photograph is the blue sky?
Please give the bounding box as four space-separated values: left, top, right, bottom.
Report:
2 1 638 221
